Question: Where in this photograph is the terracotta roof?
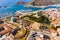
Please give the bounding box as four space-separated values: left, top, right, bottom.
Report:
51 20 60 25
50 37 55 40
0 24 12 35
50 29 57 33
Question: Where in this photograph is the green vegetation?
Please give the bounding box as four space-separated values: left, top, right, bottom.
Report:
38 11 43 16
21 11 50 24
50 24 56 30
38 16 50 24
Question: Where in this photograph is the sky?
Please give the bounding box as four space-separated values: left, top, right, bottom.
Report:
0 0 31 6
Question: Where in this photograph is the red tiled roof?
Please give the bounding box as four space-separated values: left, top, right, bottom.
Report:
0 24 12 35
50 29 57 33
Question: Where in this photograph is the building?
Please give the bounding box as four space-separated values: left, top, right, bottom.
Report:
0 24 12 35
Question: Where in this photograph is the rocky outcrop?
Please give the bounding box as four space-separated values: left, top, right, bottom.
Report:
30 0 56 6
16 2 29 5
15 0 57 6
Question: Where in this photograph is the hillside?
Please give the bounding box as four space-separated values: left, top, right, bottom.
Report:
30 0 56 6
56 0 60 4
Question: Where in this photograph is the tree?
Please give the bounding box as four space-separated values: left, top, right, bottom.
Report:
38 16 51 24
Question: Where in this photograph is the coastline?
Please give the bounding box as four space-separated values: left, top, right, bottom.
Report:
25 5 46 8
0 4 60 19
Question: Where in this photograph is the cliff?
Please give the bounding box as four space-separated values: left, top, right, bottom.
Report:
15 0 60 6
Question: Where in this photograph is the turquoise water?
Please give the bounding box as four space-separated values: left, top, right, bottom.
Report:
0 4 60 18
0 4 42 18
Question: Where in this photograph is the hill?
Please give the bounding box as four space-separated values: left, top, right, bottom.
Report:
30 0 56 6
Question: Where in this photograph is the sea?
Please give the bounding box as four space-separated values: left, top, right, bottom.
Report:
0 4 60 18
0 0 60 18
0 4 42 18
